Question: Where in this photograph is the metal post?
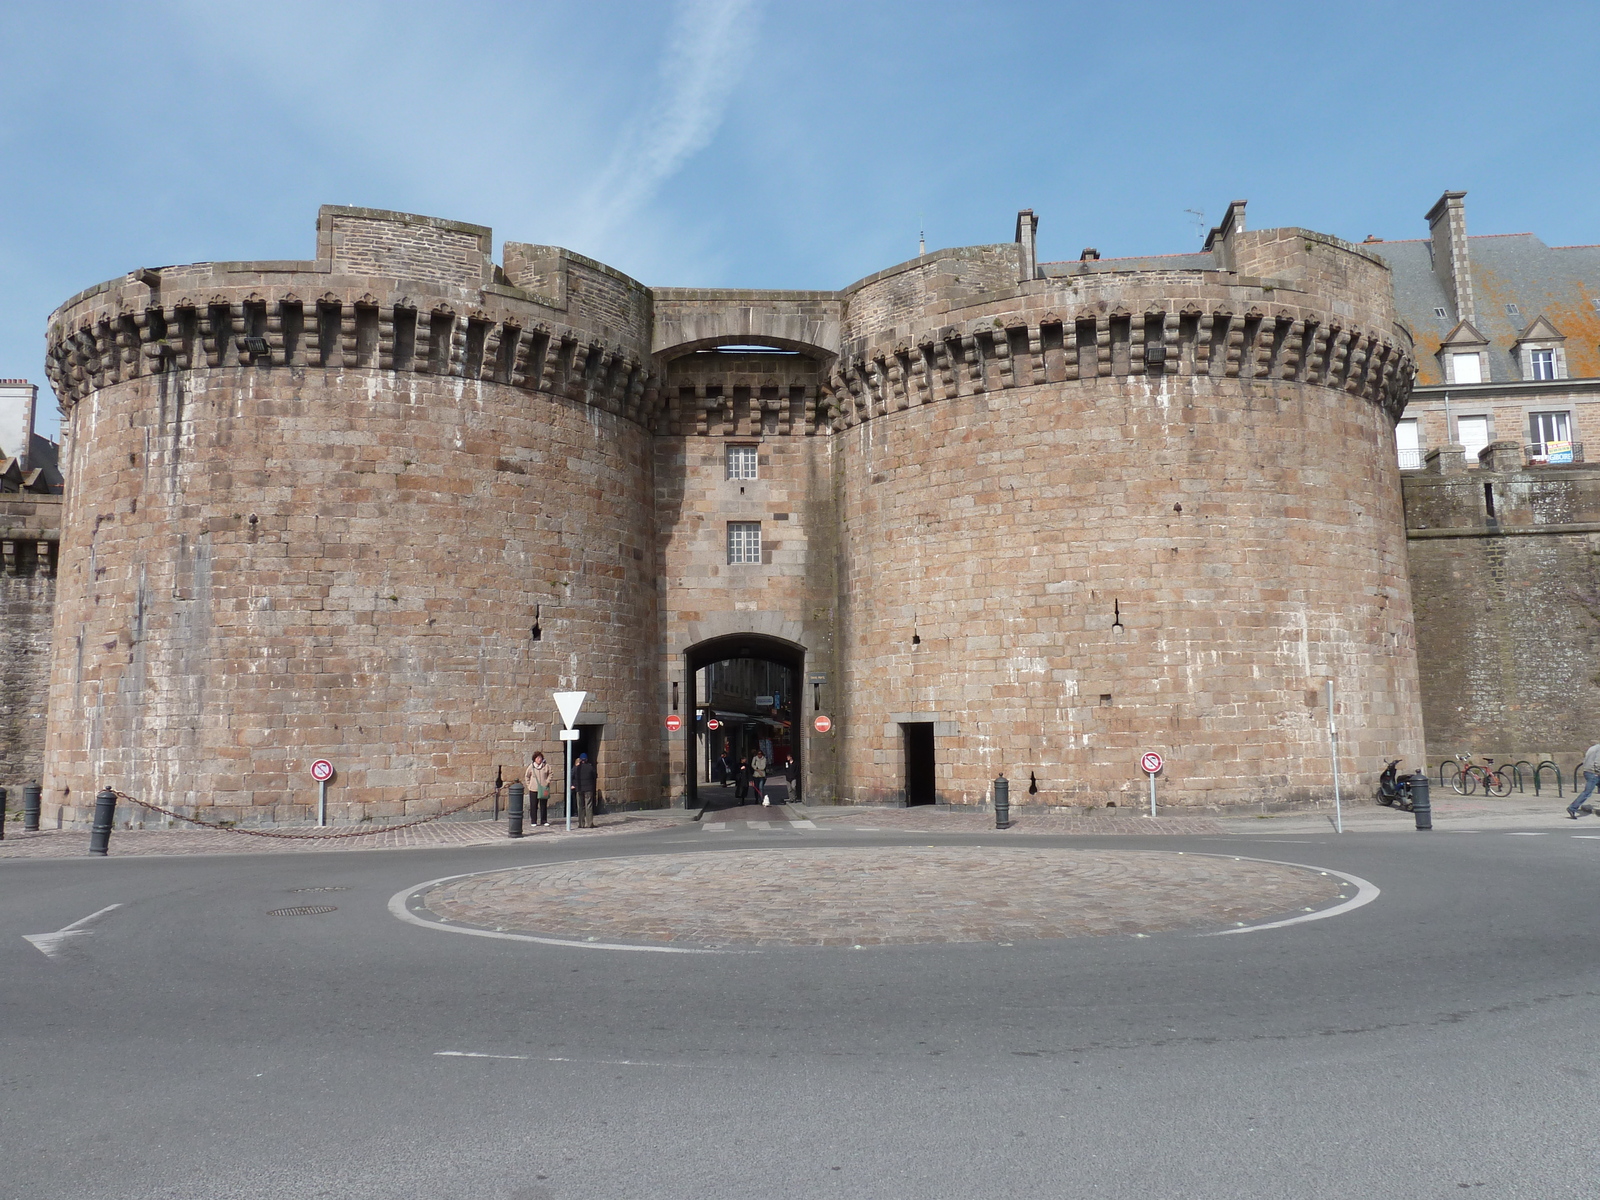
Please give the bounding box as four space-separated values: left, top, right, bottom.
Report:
1328 679 1343 834
565 740 573 833
507 782 525 839
993 773 1010 829
23 782 41 832
89 787 117 856
1149 771 1156 818
317 779 327 828
0 787 6 840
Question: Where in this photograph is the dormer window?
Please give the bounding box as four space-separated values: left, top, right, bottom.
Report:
1512 315 1567 382
1451 352 1482 384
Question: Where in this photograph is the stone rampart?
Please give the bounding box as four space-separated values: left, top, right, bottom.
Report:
1405 449 1600 765
0 494 60 791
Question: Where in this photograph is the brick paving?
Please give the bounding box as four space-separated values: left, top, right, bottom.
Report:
0 812 685 860
420 847 1343 947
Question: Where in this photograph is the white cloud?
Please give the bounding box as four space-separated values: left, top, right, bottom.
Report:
573 0 760 247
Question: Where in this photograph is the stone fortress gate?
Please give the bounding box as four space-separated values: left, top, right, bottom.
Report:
41 202 1422 826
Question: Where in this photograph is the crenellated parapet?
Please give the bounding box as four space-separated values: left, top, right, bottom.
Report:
44 206 667 430
819 276 1415 432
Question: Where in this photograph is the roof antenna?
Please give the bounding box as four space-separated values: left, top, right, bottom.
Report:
919 216 926 257
1184 208 1206 243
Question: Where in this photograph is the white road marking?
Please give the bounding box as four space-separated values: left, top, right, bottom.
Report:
702 823 727 832
435 1051 530 1060
1195 858 1379 937
790 819 817 829
388 873 730 954
1505 832 1548 836
23 903 123 959
1572 835 1600 840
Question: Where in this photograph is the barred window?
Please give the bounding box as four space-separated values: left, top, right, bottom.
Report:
727 522 761 564
726 445 758 480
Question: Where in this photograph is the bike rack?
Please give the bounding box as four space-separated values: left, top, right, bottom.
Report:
1511 760 1534 794
1576 764 1586 794
1438 760 1460 789
1534 761 1562 797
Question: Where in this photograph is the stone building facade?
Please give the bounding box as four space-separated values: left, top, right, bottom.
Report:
40 202 1422 826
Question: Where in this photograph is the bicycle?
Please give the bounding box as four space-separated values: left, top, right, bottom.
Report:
1450 753 1513 797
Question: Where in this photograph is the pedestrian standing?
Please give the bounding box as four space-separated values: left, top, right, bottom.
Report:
575 752 598 828
784 754 798 803
752 750 769 806
1567 741 1600 818
526 751 552 826
734 757 751 804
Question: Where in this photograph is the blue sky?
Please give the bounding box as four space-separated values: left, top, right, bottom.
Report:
5 0 1597 438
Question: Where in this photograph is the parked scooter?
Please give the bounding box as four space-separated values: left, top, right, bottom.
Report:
1377 760 1414 810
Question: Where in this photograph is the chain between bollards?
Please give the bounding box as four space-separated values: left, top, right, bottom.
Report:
507 781 525 838
88 787 117 856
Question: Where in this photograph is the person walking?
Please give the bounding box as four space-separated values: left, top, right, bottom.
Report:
574 752 598 829
1567 741 1600 818
752 749 769 806
525 751 552 826
734 757 751 804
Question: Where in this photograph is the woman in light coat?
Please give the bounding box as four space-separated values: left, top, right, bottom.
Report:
526 751 553 826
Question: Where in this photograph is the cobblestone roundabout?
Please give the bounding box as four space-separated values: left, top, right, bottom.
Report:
419 847 1346 947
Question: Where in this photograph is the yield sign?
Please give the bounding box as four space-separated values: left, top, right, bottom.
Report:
553 690 587 729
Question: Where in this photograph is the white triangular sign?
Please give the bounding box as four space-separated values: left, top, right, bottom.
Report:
553 690 587 729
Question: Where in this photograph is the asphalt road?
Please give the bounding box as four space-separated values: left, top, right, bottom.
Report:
3 823 1597 1200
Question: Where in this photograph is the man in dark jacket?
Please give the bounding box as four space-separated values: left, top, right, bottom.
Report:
574 753 598 828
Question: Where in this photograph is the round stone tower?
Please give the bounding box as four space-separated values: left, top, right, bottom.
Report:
42 207 662 825
824 206 1423 808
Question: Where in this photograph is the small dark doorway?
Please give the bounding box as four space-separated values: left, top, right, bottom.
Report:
902 722 936 805
562 724 603 816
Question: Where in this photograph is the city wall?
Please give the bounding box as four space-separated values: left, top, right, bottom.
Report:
1405 443 1600 764
0 494 59 791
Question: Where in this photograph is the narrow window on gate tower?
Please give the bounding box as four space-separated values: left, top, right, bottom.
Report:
727 522 761 564
726 445 758 480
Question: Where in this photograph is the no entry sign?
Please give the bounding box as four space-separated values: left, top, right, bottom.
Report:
813 714 833 733
706 718 720 731
665 714 682 732
310 759 334 782
1141 752 1164 775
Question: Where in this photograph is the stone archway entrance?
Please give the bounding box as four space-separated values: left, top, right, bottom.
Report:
684 633 804 810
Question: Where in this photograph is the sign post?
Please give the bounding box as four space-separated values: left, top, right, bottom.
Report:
310 760 334 827
553 691 587 833
1141 752 1163 818
1327 679 1343 834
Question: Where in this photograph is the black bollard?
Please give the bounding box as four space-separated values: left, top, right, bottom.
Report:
23 782 41 832
1409 772 1432 831
88 787 117 856
0 786 6 840
994 773 1011 830
507 781 525 839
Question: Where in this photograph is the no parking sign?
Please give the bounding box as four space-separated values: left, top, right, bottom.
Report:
1141 752 1163 775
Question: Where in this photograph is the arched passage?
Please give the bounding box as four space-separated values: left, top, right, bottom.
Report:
684 633 804 809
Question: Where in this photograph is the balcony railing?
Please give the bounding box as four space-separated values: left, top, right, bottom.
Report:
1526 441 1585 464
1397 447 1424 470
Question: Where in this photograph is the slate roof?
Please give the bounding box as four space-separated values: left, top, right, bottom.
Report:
1375 234 1600 386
